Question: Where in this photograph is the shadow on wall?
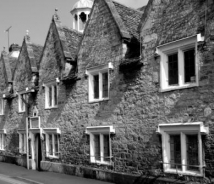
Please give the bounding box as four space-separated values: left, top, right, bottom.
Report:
94 68 141 121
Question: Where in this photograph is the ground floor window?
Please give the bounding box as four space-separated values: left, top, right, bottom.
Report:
19 133 26 153
157 122 209 176
45 133 59 158
0 133 5 150
86 126 115 165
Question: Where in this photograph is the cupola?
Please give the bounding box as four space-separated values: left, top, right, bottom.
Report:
70 0 93 32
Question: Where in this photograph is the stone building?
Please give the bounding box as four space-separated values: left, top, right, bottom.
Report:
2 0 214 183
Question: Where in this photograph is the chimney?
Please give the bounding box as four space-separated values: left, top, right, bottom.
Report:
8 43 20 58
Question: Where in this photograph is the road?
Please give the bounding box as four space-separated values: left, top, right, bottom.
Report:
0 162 114 184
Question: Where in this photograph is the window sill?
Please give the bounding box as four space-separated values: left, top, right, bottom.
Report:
0 149 5 151
89 98 109 104
18 111 26 114
45 106 58 110
0 114 4 116
46 155 59 159
160 83 198 92
165 169 203 177
91 160 112 166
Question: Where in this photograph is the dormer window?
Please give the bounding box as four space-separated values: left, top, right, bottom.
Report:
86 63 113 103
44 80 58 109
156 35 203 92
0 99 4 115
18 93 26 113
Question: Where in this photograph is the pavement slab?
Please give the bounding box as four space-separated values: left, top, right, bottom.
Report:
0 162 114 184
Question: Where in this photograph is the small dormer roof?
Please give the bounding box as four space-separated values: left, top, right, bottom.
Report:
71 0 93 13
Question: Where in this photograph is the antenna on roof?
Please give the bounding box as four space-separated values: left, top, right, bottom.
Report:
4 26 12 52
55 8 58 14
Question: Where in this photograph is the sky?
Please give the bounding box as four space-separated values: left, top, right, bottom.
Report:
0 0 148 52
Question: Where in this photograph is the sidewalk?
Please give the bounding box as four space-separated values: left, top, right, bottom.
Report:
0 162 114 184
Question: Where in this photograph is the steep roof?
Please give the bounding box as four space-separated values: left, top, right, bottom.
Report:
113 1 143 41
53 14 83 61
29 43 43 70
63 26 83 61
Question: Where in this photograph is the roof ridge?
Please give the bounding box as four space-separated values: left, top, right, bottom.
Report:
112 0 143 14
104 0 131 40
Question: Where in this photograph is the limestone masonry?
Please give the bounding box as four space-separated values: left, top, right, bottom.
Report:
1 0 214 183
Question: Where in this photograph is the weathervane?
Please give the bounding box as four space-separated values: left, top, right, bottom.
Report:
4 26 12 51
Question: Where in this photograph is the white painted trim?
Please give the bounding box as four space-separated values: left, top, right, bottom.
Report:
18 131 26 154
156 35 199 92
45 133 60 158
157 122 209 134
157 122 208 176
0 99 4 115
29 116 41 129
86 63 111 103
18 93 26 113
43 128 61 134
86 125 114 165
44 83 58 109
0 129 6 134
86 125 115 134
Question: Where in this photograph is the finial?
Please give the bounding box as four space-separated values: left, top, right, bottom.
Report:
55 8 58 14
53 8 60 22
25 30 30 42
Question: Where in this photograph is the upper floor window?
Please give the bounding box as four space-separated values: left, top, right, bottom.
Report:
86 126 115 165
157 122 209 176
45 84 58 109
18 93 26 113
0 98 4 115
86 63 113 103
156 34 203 92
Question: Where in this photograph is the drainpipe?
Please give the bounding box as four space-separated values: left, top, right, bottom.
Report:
21 93 30 169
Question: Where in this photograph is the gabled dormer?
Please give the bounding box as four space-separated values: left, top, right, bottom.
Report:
0 47 18 99
13 31 43 94
39 11 82 86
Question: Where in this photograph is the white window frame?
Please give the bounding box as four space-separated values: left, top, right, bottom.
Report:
86 125 115 165
0 98 4 115
156 34 204 92
44 81 59 109
18 130 26 154
18 92 26 113
86 62 113 103
157 122 209 176
43 128 61 158
0 129 6 150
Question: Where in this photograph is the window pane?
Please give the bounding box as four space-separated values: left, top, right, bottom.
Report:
168 53 178 85
49 87 52 107
0 134 2 149
184 49 195 83
49 134 53 155
94 134 100 161
102 72 108 98
54 134 59 156
21 94 25 111
54 85 58 106
22 134 25 152
28 139 31 156
0 99 3 114
170 135 181 169
104 134 110 161
186 134 199 171
94 75 99 99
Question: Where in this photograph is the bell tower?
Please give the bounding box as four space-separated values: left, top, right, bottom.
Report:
71 0 93 32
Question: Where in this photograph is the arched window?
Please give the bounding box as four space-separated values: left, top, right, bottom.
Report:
79 12 87 30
